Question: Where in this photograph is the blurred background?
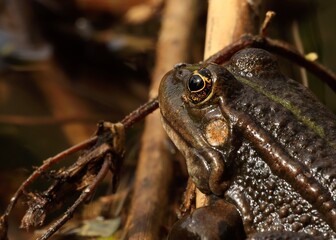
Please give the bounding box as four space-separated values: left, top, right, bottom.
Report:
0 0 335 239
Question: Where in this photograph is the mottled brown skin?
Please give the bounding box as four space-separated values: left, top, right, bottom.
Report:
159 48 336 239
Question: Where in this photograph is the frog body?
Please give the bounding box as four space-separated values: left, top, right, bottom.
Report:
158 48 336 239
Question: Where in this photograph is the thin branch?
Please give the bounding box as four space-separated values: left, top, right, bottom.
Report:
37 158 111 240
125 0 199 238
198 0 261 209
2 137 96 218
260 11 276 37
206 35 336 92
2 97 159 216
204 35 256 64
121 97 159 128
262 37 336 92
0 115 106 125
177 178 196 218
0 97 159 238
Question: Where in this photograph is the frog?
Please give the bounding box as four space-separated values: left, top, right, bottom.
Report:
158 48 336 239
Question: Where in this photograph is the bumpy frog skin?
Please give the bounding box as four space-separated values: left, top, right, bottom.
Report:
158 48 336 239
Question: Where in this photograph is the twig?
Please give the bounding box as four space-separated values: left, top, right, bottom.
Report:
263 37 336 92
204 36 256 64
205 35 336 92
260 11 276 38
121 97 159 128
37 158 111 240
125 0 199 238
177 178 196 218
292 20 309 87
0 97 159 239
198 0 260 209
2 97 158 216
0 115 107 125
204 0 259 58
2 97 158 217
2 137 96 219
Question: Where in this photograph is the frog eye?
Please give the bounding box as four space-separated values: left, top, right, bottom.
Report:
187 68 213 104
188 75 204 91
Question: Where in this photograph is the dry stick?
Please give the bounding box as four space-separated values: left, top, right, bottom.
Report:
262 37 336 92
1 137 96 219
205 36 256 64
121 97 159 128
205 35 336 92
0 115 105 125
0 98 159 236
292 20 309 87
207 10 336 90
0 98 159 126
37 159 111 240
260 11 276 38
36 96 157 239
204 8 275 64
198 0 260 208
4 98 158 216
178 178 197 218
125 0 199 238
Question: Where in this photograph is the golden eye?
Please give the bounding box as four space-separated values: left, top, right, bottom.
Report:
187 68 212 104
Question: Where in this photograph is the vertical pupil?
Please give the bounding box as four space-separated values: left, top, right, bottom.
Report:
189 75 204 91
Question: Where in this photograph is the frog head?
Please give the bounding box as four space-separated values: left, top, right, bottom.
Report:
159 62 239 195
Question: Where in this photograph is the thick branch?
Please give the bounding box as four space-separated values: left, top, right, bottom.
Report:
125 0 199 238
197 0 261 208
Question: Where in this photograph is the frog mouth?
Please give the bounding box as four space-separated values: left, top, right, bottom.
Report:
160 115 226 195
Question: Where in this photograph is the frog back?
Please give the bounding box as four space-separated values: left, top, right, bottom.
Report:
223 48 336 238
